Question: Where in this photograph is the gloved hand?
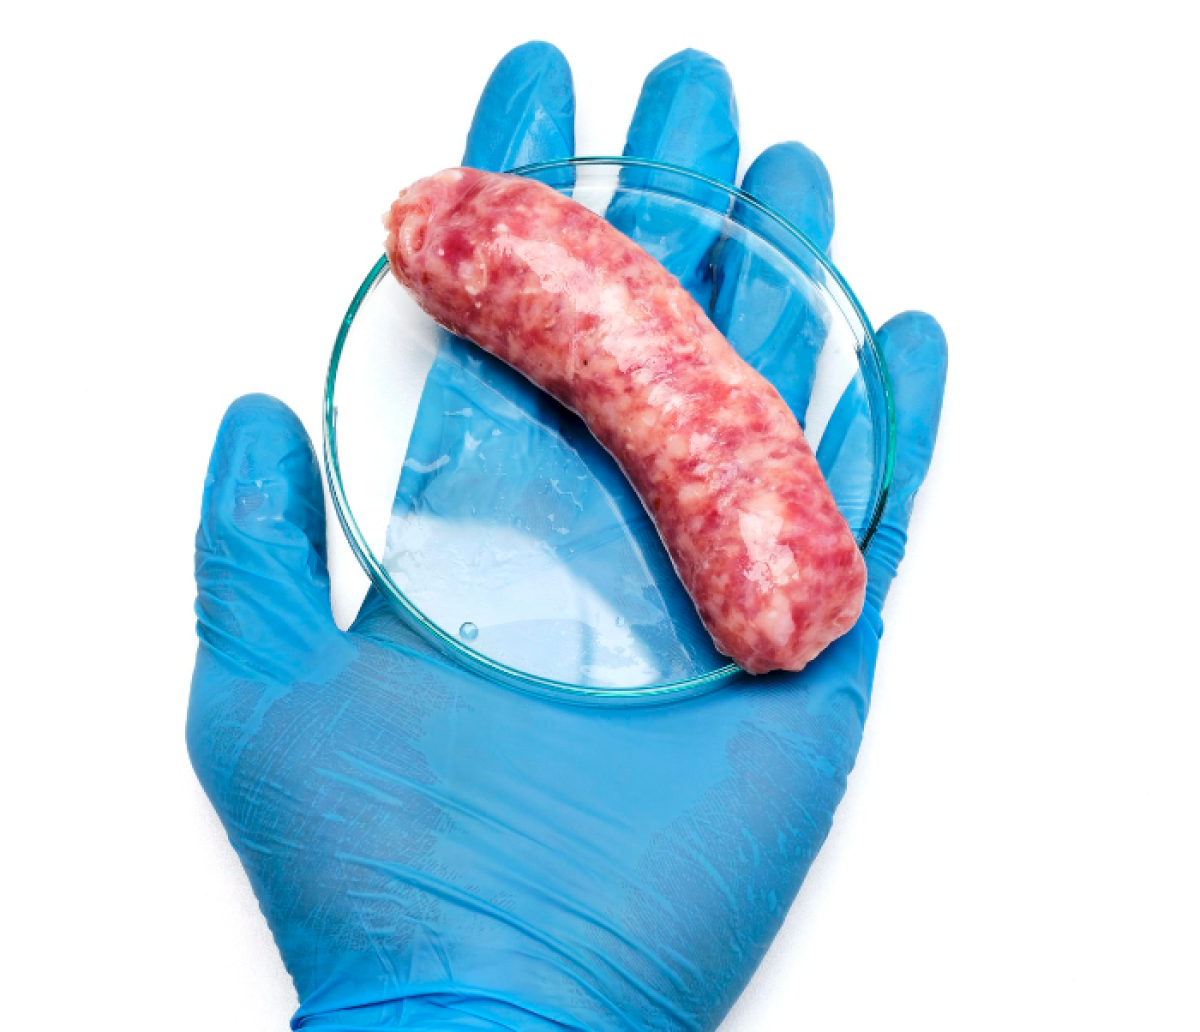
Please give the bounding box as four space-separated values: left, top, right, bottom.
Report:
189 42 948 1031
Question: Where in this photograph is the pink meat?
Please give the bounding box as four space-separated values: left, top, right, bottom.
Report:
384 167 866 675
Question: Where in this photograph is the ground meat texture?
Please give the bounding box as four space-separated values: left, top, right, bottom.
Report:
384 167 866 675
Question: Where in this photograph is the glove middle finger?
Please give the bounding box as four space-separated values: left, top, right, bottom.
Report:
607 49 739 306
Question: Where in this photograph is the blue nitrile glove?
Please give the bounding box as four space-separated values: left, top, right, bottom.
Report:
189 42 948 1032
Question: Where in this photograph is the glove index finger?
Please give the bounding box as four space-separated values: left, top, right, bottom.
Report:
463 41 575 173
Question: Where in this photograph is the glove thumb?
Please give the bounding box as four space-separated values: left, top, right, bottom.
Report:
863 311 948 611
193 394 341 684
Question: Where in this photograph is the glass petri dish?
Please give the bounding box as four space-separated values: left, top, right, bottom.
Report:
324 157 893 706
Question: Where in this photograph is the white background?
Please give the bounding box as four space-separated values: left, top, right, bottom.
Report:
3 1 1198 1028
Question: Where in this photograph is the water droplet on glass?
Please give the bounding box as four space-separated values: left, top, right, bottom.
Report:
458 622 479 642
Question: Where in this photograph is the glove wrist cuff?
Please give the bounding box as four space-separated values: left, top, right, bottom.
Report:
296 995 570 1031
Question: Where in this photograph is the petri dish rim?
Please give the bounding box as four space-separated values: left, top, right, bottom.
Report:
323 156 895 706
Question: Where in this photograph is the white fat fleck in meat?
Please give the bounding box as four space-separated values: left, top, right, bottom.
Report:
664 434 690 461
646 383 684 415
754 591 797 650
493 235 589 300
494 235 669 375
739 506 800 593
458 257 488 297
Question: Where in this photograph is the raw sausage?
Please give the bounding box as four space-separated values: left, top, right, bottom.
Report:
385 168 865 674
384 167 866 675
